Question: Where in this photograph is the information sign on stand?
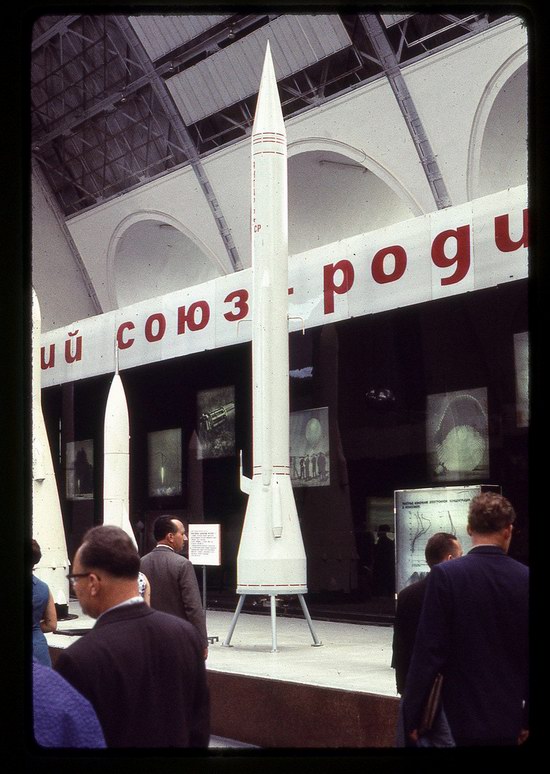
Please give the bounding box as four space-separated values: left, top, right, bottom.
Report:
394 485 499 594
188 524 221 611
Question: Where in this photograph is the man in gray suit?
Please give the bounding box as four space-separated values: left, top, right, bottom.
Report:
141 515 208 658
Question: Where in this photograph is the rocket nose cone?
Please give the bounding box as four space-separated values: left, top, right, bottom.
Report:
32 287 41 327
252 41 285 135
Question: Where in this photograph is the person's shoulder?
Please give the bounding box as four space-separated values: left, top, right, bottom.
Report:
140 548 158 561
505 554 529 576
397 578 426 601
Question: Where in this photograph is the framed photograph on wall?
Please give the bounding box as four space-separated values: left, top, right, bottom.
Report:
66 439 94 500
290 406 330 488
426 388 489 482
196 386 235 459
514 331 529 428
148 428 182 497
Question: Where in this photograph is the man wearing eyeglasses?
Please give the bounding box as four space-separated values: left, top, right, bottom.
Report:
55 525 210 748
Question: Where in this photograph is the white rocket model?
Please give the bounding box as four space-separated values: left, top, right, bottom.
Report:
32 288 70 606
236 42 308 596
103 354 137 547
224 44 320 650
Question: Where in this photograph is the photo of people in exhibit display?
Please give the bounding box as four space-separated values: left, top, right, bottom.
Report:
290 407 330 487
66 440 94 500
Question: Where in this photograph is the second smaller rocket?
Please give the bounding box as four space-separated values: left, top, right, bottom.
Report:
103 365 137 547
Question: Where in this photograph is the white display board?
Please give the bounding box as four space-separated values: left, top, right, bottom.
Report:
187 524 221 566
394 485 499 593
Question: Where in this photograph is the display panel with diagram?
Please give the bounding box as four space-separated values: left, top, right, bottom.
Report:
394 485 499 592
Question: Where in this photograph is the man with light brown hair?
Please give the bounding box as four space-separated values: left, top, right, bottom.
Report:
402 492 528 747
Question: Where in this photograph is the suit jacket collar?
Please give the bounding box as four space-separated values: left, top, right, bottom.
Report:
94 600 151 628
468 545 506 556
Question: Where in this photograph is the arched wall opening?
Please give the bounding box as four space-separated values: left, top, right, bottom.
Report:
469 58 527 200
287 145 418 255
111 216 223 307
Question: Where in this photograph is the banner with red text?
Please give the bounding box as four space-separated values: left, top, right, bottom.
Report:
40 185 528 387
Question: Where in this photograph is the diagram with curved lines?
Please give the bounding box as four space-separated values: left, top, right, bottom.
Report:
395 486 485 592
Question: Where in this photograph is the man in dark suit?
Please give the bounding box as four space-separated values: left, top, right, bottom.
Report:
55 525 210 748
402 492 529 747
392 532 462 694
140 515 208 658
392 532 462 746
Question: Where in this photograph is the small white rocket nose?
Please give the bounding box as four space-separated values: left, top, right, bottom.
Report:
252 41 286 137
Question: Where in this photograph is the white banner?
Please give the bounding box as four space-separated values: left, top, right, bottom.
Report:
40 185 528 387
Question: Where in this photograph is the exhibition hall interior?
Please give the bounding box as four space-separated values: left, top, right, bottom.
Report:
30 11 528 628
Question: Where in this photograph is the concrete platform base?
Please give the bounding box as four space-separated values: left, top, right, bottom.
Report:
208 670 398 748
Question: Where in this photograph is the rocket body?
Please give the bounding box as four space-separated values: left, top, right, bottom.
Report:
32 289 70 604
236 43 307 595
103 372 137 547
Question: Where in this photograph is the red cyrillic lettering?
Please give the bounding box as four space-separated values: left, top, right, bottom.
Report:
144 313 166 342
494 209 528 252
64 331 82 363
177 301 210 333
371 245 407 284
117 322 135 349
323 260 355 314
41 344 55 369
224 290 249 322
431 225 471 286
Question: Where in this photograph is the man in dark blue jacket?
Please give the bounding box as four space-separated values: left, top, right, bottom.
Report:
402 492 528 747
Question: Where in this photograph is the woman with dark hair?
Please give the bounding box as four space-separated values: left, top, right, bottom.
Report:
31 539 57 666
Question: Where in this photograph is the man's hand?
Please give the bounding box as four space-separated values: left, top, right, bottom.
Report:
518 729 529 745
203 647 209 660
408 729 419 744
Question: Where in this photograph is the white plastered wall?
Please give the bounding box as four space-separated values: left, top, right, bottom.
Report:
31 171 98 331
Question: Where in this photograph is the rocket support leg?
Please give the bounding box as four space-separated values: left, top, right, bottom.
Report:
298 595 323 647
222 594 246 647
270 595 278 653
222 592 323 650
